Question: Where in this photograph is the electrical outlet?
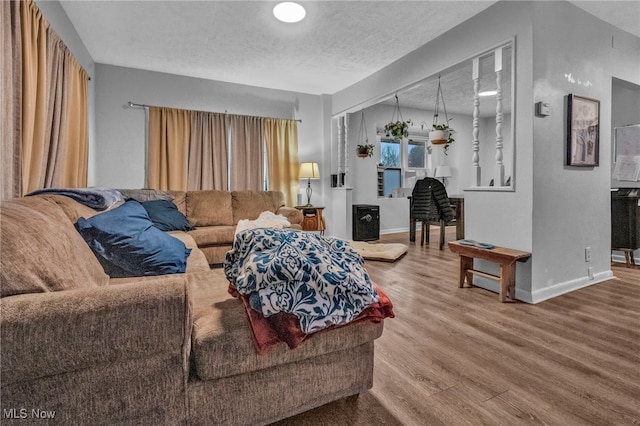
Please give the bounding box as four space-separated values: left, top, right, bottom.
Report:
588 267 594 280
585 247 591 263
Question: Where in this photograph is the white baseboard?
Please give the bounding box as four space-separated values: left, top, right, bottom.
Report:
470 270 615 304
380 227 410 235
529 270 615 304
611 253 640 265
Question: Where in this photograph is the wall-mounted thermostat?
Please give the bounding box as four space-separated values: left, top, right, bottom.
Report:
535 101 550 117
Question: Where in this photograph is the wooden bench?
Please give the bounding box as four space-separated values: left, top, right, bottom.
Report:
448 240 531 302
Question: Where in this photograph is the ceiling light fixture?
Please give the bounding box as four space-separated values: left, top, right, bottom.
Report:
479 90 498 97
273 2 306 23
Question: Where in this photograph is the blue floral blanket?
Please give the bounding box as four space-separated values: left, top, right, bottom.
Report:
224 228 380 334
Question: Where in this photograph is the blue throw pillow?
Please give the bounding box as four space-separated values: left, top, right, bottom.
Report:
141 199 194 232
75 200 191 277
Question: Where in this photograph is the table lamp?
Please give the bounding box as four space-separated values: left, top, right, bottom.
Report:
299 162 320 206
435 165 452 187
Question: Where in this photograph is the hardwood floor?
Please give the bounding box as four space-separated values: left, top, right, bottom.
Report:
274 229 640 426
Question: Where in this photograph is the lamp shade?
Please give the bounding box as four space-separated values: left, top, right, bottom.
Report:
299 162 320 179
434 165 452 178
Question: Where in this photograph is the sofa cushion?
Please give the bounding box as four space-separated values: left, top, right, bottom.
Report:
186 190 234 226
75 201 191 278
187 225 236 246
168 190 187 216
188 269 384 381
168 232 212 272
231 191 285 224
34 194 99 222
141 199 195 232
0 197 109 298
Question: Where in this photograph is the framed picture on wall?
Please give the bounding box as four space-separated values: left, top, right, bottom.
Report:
567 94 600 166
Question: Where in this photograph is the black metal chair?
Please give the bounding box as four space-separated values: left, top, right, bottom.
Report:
410 177 454 250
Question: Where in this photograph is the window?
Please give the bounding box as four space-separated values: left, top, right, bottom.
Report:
407 138 427 168
380 139 400 167
378 132 430 197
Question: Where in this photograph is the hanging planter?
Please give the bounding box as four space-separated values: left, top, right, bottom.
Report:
356 110 374 158
429 75 455 154
356 145 373 158
384 95 412 141
429 125 450 145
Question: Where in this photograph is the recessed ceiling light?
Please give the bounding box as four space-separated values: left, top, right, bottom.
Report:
273 2 306 23
479 90 498 97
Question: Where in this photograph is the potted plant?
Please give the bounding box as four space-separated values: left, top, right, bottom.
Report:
384 95 412 141
429 123 455 154
355 110 375 158
356 144 375 158
384 119 412 141
429 75 455 155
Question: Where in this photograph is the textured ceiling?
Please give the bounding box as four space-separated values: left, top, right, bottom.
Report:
59 0 639 114
381 45 513 118
60 0 499 95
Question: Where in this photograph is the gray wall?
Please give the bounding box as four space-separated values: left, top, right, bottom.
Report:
93 64 328 204
530 1 640 300
332 1 640 302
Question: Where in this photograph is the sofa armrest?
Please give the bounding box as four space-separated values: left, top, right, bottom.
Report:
0 275 191 385
277 206 303 225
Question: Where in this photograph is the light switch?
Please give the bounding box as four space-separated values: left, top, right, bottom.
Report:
536 101 550 117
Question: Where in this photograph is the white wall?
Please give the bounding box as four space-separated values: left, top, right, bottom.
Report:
93 64 327 205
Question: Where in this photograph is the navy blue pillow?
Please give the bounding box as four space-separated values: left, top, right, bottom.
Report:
75 201 191 277
141 199 194 232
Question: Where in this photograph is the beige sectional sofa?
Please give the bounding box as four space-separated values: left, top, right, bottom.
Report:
119 189 304 265
0 192 386 425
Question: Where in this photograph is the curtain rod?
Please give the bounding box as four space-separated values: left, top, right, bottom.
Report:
126 101 302 123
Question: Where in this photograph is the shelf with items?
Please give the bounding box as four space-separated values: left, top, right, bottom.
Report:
377 167 402 198
377 171 384 197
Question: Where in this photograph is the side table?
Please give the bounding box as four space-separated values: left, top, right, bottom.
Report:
295 206 326 235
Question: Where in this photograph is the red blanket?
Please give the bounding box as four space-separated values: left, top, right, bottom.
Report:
228 283 394 354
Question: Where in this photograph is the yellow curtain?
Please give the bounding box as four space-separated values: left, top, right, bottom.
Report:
20 0 48 194
20 0 88 195
57 49 89 188
264 118 299 206
1 0 22 199
147 106 190 190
